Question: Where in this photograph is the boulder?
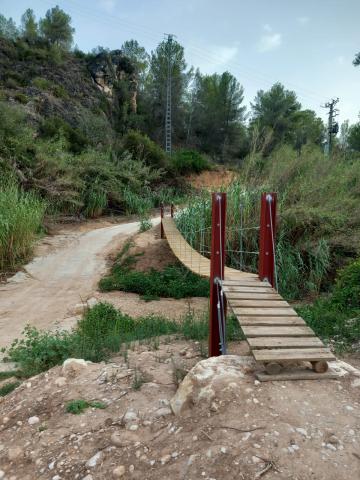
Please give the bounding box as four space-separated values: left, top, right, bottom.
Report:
170 355 247 415
62 358 90 376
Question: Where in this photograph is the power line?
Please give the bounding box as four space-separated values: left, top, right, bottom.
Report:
164 34 175 155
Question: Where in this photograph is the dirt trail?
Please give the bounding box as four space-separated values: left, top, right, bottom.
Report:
0 219 159 349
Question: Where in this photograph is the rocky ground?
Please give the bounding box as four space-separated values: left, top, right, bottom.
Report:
0 338 359 480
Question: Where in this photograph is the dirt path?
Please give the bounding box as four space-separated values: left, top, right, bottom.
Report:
0 219 158 349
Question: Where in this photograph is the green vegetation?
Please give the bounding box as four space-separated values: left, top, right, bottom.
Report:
0 381 21 397
66 399 106 414
0 181 45 271
99 242 209 299
171 150 210 175
2 303 243 377
296 259 360 352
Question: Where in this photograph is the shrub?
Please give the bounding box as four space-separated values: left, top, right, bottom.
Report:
66 399 106 414
0 182 45 271
99 246 209 299
332 259 360 311
139 217 152 232
172 149 210 175
14 92 28 104
123 130 168 169
0 381 21 397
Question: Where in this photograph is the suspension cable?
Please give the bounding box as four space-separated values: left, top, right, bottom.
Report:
267 194 278 291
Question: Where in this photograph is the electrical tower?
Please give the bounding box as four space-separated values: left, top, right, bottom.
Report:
164 34 175 155
322 98 339 155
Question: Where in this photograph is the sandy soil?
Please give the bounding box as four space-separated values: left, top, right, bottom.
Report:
0 219 158 349
0 339 359 480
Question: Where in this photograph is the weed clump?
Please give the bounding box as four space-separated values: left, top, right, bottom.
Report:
66 399 106 414
0 381 21 397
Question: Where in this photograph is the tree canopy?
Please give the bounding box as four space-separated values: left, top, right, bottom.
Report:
39 6 74 49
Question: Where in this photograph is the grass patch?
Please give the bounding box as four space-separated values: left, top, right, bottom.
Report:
99 242 209 299
66 399 107 414
0 381 21 397
2 303 244 378
0 182 45 272
0 370 20 380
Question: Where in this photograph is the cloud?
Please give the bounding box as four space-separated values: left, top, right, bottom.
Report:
297 16 310 25
257 27 282 53
99 0 117 13
187 45 238 74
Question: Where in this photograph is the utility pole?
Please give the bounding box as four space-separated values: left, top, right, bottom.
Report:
164 33 175 155
322 98 339 155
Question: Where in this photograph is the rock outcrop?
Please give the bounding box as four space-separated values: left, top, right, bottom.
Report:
170 355 250 415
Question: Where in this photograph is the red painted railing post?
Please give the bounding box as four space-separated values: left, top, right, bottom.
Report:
160 203 165 239
259 192 277 288
170 204 174 218
209 192 227 357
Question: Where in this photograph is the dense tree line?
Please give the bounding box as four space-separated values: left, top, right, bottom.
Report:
1 6 360 160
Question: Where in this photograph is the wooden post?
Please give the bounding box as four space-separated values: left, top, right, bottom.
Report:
170 204 174 218
209 192 227 357
259 192 277 288
160 203 164 239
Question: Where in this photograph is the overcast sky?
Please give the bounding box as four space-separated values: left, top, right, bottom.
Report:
2 0 360 124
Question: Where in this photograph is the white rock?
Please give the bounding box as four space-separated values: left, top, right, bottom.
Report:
86 451 102 468
254 380 260 386
112 466 126 478
81 476 93 480
351 378 360 388
129 424 139 431
161 454 171 465
48 461 56 470
0 470 5 479
28 416 40 426
326 443 337 451
220 447 227 454
123 410 138 423
87 297 98 308
252 456 261 464
62 358 89 376
171 451 179 458
345 405 354 411
296 427 307 437
52 476 61 480
129 464 135 473
170 355 246 415
154 407 172 418
54 377 67 387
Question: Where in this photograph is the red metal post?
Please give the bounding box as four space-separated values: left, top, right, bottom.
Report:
160 203 165 239
258 192 277 288
170 204 174 218
209 192 227 357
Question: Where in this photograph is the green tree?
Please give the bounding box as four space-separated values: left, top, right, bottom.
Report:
121 40 149 84
39 6 74 49
293 109 325 153
250 82 301 153
353 51 360 66
143 38 192 144
348 122 360 151
190 71 247 160
0 14 19 40
21 8 38 44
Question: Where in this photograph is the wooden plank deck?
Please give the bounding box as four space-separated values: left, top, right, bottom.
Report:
162 217 335 372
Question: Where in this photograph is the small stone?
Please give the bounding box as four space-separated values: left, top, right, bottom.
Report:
171 451 179 458
252 456 261 464
253 443 261 449
112 466 126 478
345 405 354 411
48 461 56 470
86 451 102 468
220 447 227 454
52 476 61 480
254 380 260 386
54 377 67 387
0 470 5 479
296 428 307 437
210 402 218 412
326 443 337 451
28 416 40 426
161 454 171 465
129 464 135 473
253 398 259 404
150 460 155 466
129 424 139 431
328 435 340 445
154 407 172 418
81 476 93 480
123 410 138 423
62 358 89 376
8 447 23 460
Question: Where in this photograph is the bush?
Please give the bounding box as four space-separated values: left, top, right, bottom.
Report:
39 117 88 153
0 182 45 271
123 130 168 169
0 381 21 397
14 92 28 104
171 149 210 175
332 259 360 310
99 245 209 299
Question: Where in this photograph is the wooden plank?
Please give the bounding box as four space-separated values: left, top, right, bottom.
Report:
256 369 338 382
253 348 335 362
241 326 315 337
248 336 324 349
229 300 290 308
223 287 275 294
223 280 270 287
225 293 282 300
238 317 305 326
233 307 298 317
